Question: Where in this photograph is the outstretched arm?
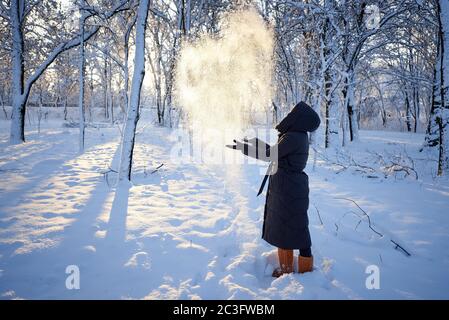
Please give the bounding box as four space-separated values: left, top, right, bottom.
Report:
227 134 297 162
226 138 270 161
241 137 271 161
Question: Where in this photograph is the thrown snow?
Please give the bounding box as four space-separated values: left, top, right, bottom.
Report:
175 8 274 138
0 117 449 299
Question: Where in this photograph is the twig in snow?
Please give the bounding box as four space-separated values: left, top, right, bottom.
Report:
334 197 383 237
100 166 118 187
355 219 362 231
335 197 411 257
143 163 165 177
350 158 376 173
390 239 411 257
312 203 323 225
314 148 376 176
384 162 418 180
151 163 164 174
343 210 363 231
369 150 418 180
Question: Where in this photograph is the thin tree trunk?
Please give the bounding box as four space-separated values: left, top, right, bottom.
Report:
425 0 449 175
0 92 8 120
324 71 339 148
118 0 151 182
37 89 43 135
344 70 358 141
109 58 114 124
10 0 26 143
78 1 86 153
104 56 109 119
64 96 68 121
412 87 417 133
405 89 411 132
89 67 94 122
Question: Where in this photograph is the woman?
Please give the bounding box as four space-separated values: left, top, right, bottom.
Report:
227 101 320 277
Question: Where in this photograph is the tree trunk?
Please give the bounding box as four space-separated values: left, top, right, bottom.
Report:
108 58 114 124
37 89 43 135
78 1 86 153
413 87 419 133
1 91 8 120
425 0 449 175
437 0 449 175
405 89 412 132
104 56 109 119
121 16 135 118
64 97 68 121
344 70 359 142
89 67 94 122
324 70 339 148
9 0 26 143
118 0 151 182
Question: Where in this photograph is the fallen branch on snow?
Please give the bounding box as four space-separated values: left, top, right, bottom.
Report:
335 197 383 237
369 150 418 180
334 197 411 257
313 148 377 176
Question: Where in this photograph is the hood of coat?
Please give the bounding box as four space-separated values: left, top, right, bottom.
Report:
275 101 321 134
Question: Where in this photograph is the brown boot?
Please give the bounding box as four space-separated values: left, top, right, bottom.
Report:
298 255 313 274
272 248 294 278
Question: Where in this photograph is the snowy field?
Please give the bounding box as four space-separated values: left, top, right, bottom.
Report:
0 117 449 300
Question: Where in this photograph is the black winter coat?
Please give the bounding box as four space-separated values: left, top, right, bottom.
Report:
243 101 320 249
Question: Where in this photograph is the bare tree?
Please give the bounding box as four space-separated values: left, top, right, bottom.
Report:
5 0 129 144
425 0 449 175
118 0 151 182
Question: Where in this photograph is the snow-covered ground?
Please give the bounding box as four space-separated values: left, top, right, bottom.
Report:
0 117 448 299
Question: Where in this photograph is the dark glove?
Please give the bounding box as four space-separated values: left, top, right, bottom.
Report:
243 137 259 145
225 139 247 151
